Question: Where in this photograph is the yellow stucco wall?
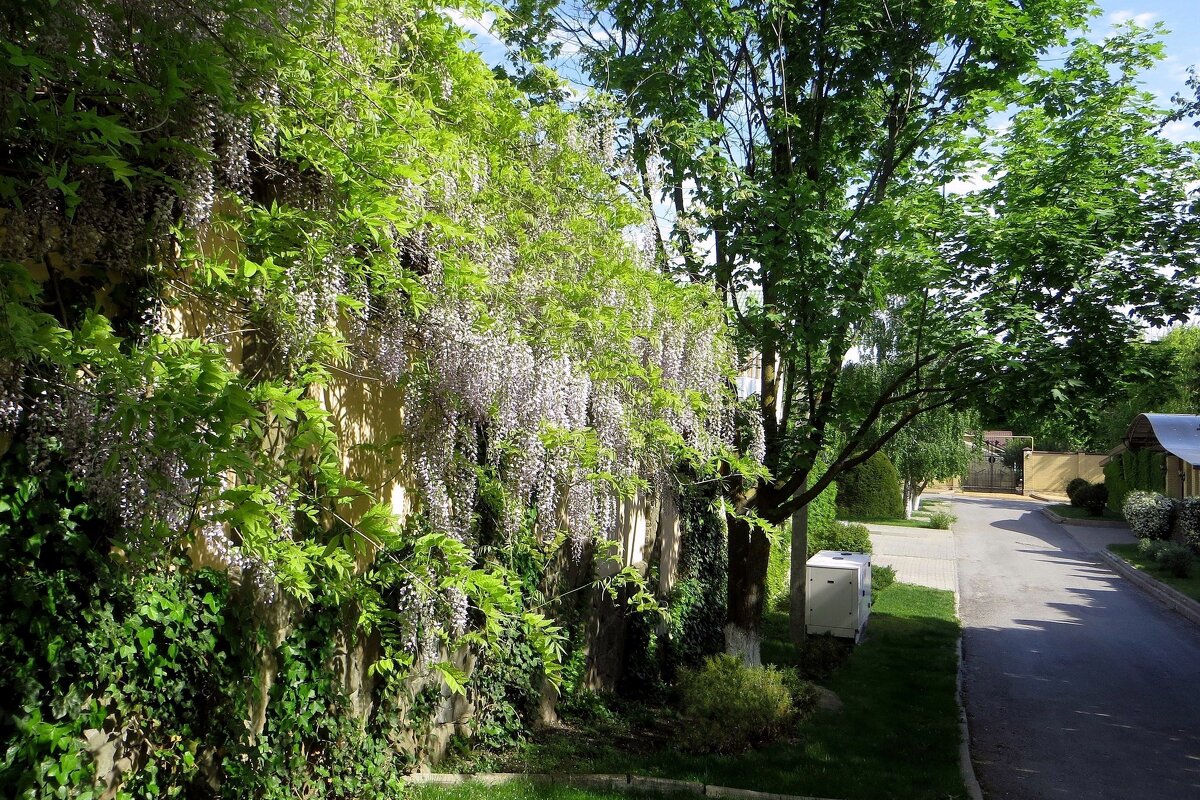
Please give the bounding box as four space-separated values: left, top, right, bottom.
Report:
1163 455 1200 500
1023 451 1106 495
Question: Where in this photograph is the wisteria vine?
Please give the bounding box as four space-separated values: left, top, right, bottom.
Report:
0 0 756 692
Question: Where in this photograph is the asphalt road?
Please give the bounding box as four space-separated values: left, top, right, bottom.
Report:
952 494 1200 800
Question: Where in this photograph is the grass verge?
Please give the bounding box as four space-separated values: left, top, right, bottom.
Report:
1048 504 1122 521
843 500 955 530
437 583 965 800
1109 543 1200 602
853 516 939 529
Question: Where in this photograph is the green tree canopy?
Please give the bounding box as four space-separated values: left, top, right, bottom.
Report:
505 0 1200 651
885 406 977 513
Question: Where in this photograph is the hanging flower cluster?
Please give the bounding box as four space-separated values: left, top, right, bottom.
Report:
361 269 734 561
23 380 195 541
0 0 748 689
0 360 23 433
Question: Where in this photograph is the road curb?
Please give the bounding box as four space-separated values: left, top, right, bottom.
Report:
956 636 984 800
1040 507 1130 529
1098 550 1200 628
405 772 840 800
952 560 985 800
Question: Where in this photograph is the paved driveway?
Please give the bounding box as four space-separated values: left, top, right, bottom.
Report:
866 522 957 592
951 494 1200 799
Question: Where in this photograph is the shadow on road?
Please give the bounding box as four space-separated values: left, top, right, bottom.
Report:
956 512 1200 800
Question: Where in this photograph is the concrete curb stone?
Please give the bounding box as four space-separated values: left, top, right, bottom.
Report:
951 558 985 800
1097 550 1200 628
1040 506 1130 529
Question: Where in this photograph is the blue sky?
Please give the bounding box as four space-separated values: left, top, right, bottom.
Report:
454 3 1200 123
1094 1 1200 140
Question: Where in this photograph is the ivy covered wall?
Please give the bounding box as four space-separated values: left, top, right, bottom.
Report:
1105 449 1167 512
0 0 756 796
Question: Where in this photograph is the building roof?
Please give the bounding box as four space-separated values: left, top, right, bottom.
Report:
1124 413 1200 468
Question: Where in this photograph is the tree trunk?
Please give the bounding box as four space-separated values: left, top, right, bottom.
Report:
725 512 770 665
904 479 919 518
789 503 809 646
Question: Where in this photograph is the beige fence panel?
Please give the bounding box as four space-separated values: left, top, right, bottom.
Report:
1023 451 1106 496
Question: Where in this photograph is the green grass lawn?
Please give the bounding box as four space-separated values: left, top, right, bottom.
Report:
1048 503 1123 521
841 499 955 529
852 516 940 529
435 583 966 800
1109 543 1200 602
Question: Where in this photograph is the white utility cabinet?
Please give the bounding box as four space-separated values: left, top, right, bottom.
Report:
805 550 872 642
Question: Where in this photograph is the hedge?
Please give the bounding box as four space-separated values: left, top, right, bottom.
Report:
1105 448 1166 513
809 521 873 557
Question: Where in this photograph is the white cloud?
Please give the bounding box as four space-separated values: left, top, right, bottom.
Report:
443 8 504 49
1109 10 1160 27
1162 55 1192 85
1160 118 1197 143
945 171 993 195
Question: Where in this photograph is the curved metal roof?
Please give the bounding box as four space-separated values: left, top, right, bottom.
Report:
1124 413 1200 467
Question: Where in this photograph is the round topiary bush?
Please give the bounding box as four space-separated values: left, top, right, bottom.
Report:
836 451 904 520
1076 482 1109 516
677 654 796 752
1123 490 1174 540
1065 477 1090 506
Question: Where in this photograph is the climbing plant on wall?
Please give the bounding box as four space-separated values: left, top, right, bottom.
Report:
0 0 752 793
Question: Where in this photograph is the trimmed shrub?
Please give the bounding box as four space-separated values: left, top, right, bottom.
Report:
1138 539 1194 577
1124 490 1174 540
836 451 904 520
872 564 897 593
795 633 853 682
1103 459 1126 514
807 464 839 539
677 654 795 752
809 521 872 557
929 510 956 529
1107 449 1167 513
1163 543 1192 574
1076 482 1109 516
1177 497 1200 551
1066 477 1090 506
779 667 820 714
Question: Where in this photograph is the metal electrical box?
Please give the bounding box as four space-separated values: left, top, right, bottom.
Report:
805 550 872 642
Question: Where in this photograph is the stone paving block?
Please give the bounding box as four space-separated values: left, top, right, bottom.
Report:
869 527 958 593
869 534 954 560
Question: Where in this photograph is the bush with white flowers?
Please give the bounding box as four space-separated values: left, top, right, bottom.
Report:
1123 490 1175 540
1176 497 1200 550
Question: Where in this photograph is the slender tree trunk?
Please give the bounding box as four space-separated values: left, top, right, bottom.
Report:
788 503 809 645
725 511 770 664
